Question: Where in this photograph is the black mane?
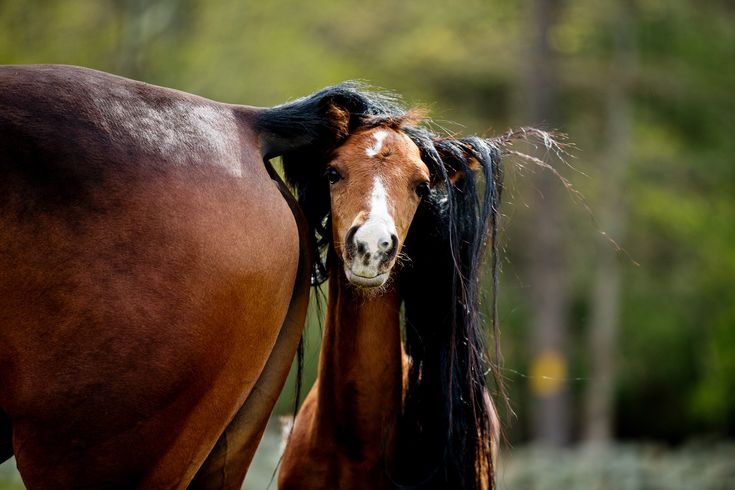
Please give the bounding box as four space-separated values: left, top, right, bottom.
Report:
257 83 505 489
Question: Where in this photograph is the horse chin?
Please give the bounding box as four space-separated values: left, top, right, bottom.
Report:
344 269 390 288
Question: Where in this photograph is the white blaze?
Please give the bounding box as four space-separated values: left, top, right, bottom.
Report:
352 177 396 254
370 177 392 224
365 130 389 157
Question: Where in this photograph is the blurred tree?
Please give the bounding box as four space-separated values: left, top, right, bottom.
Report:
523 0 572 447
583 0 636 444
113 0 193 78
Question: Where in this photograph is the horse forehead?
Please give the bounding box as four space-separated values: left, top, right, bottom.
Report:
340 128 425 179
360 128 419 158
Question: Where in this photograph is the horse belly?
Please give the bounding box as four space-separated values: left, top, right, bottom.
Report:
0 164 299 488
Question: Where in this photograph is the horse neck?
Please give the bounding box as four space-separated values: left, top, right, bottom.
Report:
314 263 404 455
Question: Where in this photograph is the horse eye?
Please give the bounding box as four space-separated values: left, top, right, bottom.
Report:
325 167 342 184
415 181 430 198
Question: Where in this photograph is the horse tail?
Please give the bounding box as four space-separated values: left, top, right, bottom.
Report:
254 82 404 161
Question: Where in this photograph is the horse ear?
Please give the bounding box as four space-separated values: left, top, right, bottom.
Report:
447 155 482 183
325 102 350 140
431 146 482 184
429 137 498 186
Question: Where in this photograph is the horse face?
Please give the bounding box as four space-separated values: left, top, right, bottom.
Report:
327 127 430 288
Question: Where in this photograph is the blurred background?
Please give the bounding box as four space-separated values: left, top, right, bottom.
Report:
1 0 733 488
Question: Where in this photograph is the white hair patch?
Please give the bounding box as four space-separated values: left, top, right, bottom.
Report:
365 130 389 157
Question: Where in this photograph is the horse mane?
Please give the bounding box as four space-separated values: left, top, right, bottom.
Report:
256 83 505 489
394 129 503 489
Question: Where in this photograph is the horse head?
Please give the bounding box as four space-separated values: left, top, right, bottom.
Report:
326 126 430 289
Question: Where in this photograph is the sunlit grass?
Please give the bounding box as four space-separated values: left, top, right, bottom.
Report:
0 458 22 490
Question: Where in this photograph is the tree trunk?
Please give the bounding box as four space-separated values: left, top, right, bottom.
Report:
524 0 571 448
583 0 636 444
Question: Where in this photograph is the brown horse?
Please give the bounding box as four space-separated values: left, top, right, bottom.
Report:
276 108 506 487
0 64 321 489
0 66 425 489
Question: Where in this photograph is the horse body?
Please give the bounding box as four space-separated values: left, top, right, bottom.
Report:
0 65 310 488
275 105 505 487
279 127 426 489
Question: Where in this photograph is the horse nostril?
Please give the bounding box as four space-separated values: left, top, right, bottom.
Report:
345 226 359 259
357 242 367 256
379 239 390 250
385 234 398 258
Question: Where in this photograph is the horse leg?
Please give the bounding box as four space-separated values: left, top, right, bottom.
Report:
0 409 12 464
188 282 308 489
189 179 312 490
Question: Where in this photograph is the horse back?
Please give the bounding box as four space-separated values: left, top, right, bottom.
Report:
0 65 301 488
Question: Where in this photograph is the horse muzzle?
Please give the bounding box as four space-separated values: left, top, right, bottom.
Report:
343 222 398 288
